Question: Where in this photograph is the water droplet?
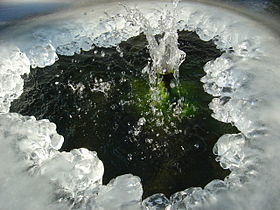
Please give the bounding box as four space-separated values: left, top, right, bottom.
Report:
145 138 153 144
127 153 133 161
138 117 146 126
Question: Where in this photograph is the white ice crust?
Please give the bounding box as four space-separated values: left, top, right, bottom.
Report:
0 1 280 209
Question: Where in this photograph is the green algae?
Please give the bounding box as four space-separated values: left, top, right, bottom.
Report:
129 73 202 124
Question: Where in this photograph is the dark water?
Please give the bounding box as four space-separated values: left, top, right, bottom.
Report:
0 3 66 22
11 31 237 198
225 0 280 14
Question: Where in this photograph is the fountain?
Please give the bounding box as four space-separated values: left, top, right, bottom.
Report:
1 0 280 210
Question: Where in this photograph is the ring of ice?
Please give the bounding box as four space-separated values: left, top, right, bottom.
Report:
1 1 280 209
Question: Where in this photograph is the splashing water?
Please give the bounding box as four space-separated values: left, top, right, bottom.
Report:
125 0 185 77
124 0 190 127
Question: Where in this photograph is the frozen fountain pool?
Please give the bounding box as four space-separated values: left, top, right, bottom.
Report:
1 0 280 210
10 31 238 198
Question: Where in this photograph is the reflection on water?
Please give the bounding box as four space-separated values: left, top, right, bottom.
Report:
221 0 280 14
0 2 66 27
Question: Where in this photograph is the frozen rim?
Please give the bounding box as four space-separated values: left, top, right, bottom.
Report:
0 1 280 209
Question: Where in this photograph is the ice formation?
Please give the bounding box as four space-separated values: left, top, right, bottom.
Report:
0 0 280 209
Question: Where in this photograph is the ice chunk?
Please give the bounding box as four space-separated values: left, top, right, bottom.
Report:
0 113 105 208
88 174 143 210
142 193 170 210
170 187 209 210
27 42 58 68
204 179 227 194
40 148 104 205
0 48 30 113
213 134 246 170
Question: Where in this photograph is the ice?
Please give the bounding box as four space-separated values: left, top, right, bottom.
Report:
213 134 247 170
204 179 228 194
40 149 104 207
0 47 30 113
0 113 66 210
0 112 142 209
142 193 170 210
88 174 143 210
170 187 210 210
0 0 280 210
27 42 58 68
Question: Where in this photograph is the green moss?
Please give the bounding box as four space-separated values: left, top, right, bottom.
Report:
129 78 151 115
158 80 169 102
129 73 202 123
